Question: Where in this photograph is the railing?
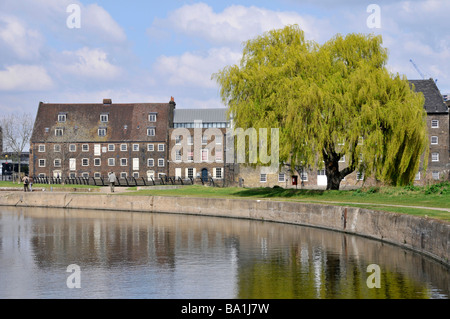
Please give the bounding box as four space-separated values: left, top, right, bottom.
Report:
30 175 220 187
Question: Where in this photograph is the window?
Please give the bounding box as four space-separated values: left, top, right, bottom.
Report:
215 150 223 162
54 144 61 152
415 172 420 181
149 113 157 122
121 158 127 166
98 128 107 137
147 158 154 167
133 144 139 152
260 173 267 183
38 145 45 152
132 172 139 178
431 120 439 128
202 136 208 145
82 144 89 152
158 144 164 152
69 144 76 152
69 173 76 178
54 159 61 167
215 168 223 179
82 158 89 166
278 173 285 182
55 128 64 136
356 171 364 181
69 158 76 171
94 144 101 156
108 158 115 166
175 150 182 162
108 144 115 151
187 168 194 179
215 135 222 145
339 155 345 163
431 136 438 145
188 135 193 145
300 171 308 181
432 153 439 162
82 172 89 178
121 144 127 151
158 158 165 167
147 144 154 152
201 149 208 162
187 151 194 161
147 127 155 136
132 158 139 171
94 172 101 179
45 128 49 133
38 173 46 178
432 171 440 180
100 114 109 122
120 172 127 179
94 158 101 166
175 135 182 145
58 114 66 122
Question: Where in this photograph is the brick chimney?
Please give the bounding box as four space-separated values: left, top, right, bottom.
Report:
103 99 112 105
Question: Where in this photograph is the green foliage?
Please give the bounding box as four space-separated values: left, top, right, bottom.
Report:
213 25 429 188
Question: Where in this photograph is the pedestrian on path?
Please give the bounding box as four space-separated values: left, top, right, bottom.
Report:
108 172 117 193
22 175 29 192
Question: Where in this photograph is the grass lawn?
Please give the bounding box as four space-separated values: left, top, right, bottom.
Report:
122 182 450 222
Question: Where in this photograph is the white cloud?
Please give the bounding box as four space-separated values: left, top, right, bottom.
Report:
0 14 44 61
82 3 127 44
154 47 242 89
59 47 122 80
0 64 53 91
152 3 331 45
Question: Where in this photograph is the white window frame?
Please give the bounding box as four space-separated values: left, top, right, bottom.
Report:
158 144 165 152
82 144 89 152
108 144 115 151
82 158 89 166
147 144 154 152
432 171 440 180
431 136 438 145
415 172 420 181
94 144 101 156
38 159 46 167
431 120 439 128
201 149 208 162
120 172 128 179
431 153 439 162
260 173 267 183
158 158 165 167
94 172 101 179
55 128 64 136
58 114 66 122
133 144 139 152
69 144 76 152
54 159 61 167
98 128 107 137
148 113 157 122
108 158 115 166
356 171 364 181
100 114 109 123
120 158 128 166
147 127 155 136
38 145 45 152
121 144 127 151
94 158 101 166
147 158 154 167
278 173 285 183
54 144 61 152
69 158 76 171
215 167 223 179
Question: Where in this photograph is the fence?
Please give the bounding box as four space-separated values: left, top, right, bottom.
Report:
31 175 218 187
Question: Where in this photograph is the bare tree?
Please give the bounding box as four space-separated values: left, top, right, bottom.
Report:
0 113 34 182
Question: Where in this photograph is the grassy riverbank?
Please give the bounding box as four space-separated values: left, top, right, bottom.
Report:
124 182 450 222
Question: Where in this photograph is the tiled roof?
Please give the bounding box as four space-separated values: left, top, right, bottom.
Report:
31 102 174 143
409 79 448 114
174 108 228 123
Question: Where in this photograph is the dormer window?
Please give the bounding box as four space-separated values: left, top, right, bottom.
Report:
149 113 157 122
55 128 64 136
98 128 107 137
58 113 67 122
100 113 109 123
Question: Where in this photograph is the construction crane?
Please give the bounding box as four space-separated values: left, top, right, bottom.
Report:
409 59 425 79
409 59 438 83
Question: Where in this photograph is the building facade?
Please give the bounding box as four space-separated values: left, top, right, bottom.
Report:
30 99 175 181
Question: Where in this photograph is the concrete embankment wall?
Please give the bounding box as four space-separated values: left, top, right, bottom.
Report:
0 192 448 266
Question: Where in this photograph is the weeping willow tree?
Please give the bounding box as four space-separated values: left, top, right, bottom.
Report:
213 25 429 190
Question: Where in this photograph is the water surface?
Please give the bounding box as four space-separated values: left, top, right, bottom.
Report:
0 207 448 299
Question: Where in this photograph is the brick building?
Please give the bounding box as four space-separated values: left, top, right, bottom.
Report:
168 108 233 185
30 98 175 181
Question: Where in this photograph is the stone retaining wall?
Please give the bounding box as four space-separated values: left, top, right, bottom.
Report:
0 192 448 266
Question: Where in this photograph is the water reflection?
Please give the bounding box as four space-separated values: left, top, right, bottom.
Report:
0 207 448 299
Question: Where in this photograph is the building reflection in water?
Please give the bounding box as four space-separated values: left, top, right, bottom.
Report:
0 206 448 299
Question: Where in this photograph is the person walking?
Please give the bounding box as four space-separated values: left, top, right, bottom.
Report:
22 175 29 192
108 172 117 193
29 176 33 192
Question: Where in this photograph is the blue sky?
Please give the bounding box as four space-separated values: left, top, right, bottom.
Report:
0 0 449 115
